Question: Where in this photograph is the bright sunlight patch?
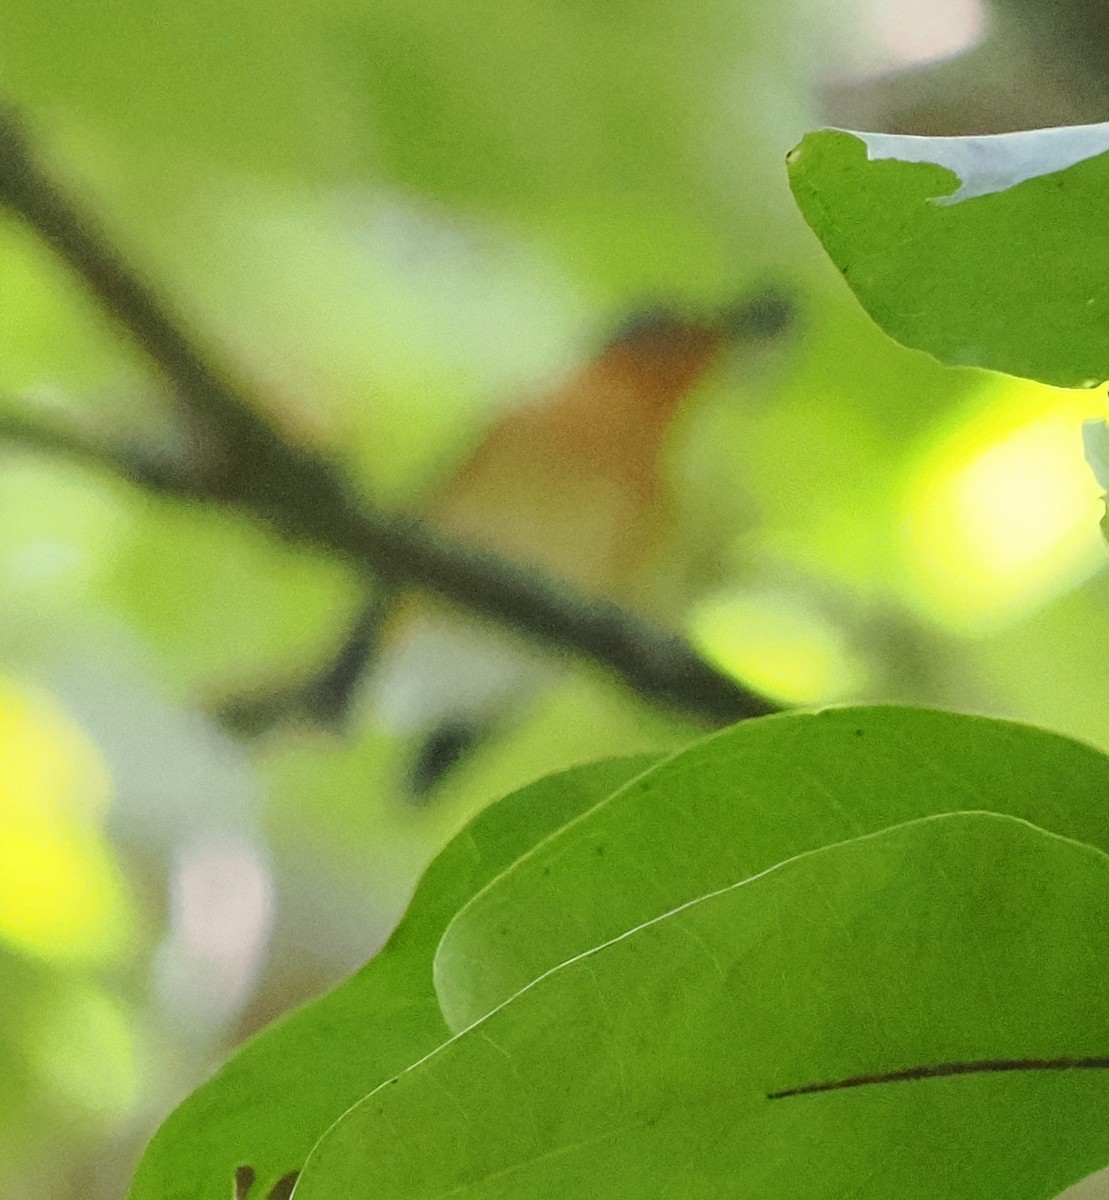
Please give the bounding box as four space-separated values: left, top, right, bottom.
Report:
900 381 1105 629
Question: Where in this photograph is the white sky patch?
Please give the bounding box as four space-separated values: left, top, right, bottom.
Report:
859 122 1109 204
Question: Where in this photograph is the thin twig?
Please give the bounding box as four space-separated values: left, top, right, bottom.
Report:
0 403 191 495
0 103 779 726
212 583 400 738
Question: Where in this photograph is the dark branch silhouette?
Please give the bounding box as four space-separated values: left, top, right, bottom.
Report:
0 103 779 728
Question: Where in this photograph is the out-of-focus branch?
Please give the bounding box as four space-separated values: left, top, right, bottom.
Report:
0 402 193 495
214 583 400 739
0 104 779 728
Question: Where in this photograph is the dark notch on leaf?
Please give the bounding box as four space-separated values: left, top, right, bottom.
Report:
265 1171 300 1200
233 1166 255 1200
767 1055 1109 1100
231 1166 299 1200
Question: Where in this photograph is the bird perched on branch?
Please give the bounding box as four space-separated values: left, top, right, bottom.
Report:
220 290 792 793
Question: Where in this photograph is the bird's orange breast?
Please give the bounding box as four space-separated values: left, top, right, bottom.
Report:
427 315 728 601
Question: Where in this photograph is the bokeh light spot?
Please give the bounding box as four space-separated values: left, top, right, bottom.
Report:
688 590 865 705
0 678 132 962
29 983 139 1123
900 382 1106 630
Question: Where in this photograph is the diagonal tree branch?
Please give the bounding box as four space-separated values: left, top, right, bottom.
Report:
0 103 780 727
0 401 199 496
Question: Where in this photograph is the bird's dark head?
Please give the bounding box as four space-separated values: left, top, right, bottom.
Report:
605 287 795 354
719 288 795 342
597 287 795 414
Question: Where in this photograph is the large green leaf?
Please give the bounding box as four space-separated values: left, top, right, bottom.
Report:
296 813 1109 1199
128 756 654 1200
435 707 1109 1032
787 125 1109 388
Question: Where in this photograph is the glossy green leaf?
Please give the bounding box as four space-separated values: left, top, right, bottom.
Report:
787 125 1109 387
127 756 655 1200
297 813 1109 1199
435 707 1109 1032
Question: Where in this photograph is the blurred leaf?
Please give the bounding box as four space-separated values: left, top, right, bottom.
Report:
0 0 351 177
334 0 799 298
298 813 1109 1199
0 947 136 1142
0 460 130 657
0 945 52 1124
27 981 139 1123
95 503 355 693
128 756 655 1200
0 217 139 395
961 571 1109 753
787 126 1109 387
734 282 983 595
688 586 867 704
347 1 748 204
0 957 140 1194
435 706 1109 1030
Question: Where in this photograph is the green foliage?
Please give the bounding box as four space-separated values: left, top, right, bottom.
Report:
435 707 1109 1030
787 125 1109 388
129 756 655 1200
0 1 347 177
134 709 1109 1197
5 3 1109 1195
304 814 1109 1199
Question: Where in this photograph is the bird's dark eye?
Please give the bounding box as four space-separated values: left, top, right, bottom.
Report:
604 305 685 349
721 289 795 340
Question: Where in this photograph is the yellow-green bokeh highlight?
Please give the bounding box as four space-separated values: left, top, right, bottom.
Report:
27 981 140 1124
688 589 866 705
0 677 133 963
899 380 1106 630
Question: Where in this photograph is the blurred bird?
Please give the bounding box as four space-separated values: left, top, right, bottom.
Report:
218 290 792 793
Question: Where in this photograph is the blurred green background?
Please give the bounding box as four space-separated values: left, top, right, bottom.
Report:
2 1 1109 1196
